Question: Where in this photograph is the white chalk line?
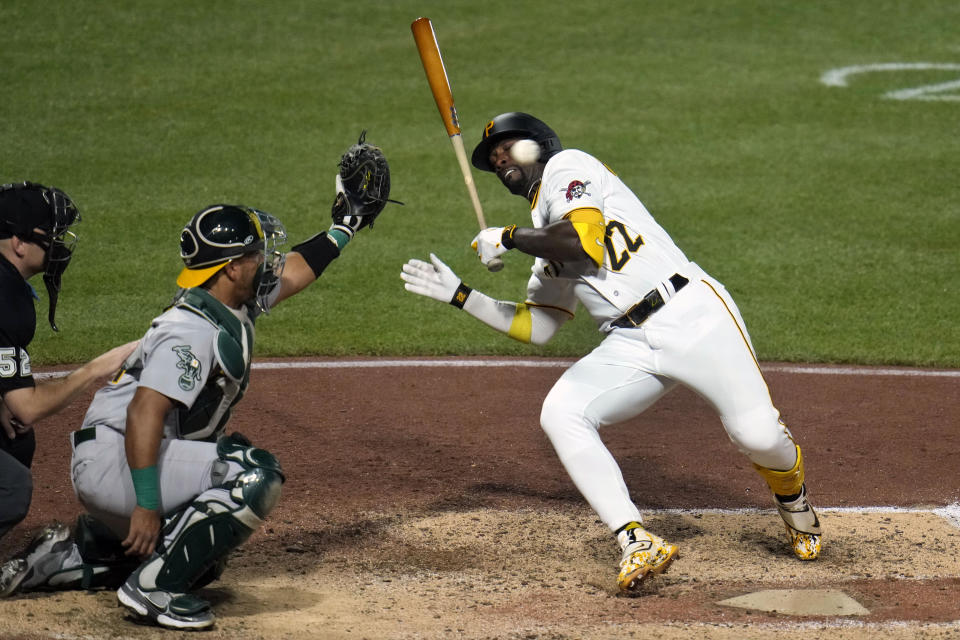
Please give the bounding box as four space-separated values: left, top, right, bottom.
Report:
647 504 960 530
253 359 960 377
33 358 960 379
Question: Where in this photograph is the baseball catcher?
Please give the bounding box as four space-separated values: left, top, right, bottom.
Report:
0 133 400 630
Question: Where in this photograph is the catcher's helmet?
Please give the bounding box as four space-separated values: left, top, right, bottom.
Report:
0 181 81 331
471 112 562 172
178 204 287 312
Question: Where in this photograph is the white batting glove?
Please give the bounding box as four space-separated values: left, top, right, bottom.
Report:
471 226 514 267
401 253 473 308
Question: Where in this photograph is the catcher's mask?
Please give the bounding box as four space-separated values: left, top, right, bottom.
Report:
471 112 563 172
0 181 81 331
177 204 287 313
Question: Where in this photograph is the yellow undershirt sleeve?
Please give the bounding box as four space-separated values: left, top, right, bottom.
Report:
564 207 605 266
507 303 533 343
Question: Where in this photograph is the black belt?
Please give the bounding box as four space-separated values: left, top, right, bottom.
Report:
610 274 689 329
72 428 96 447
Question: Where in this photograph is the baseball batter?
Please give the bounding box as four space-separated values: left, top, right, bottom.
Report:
0 136 398 629
401 112 822 594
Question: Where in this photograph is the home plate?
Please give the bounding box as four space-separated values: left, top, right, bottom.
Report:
717 589 869 616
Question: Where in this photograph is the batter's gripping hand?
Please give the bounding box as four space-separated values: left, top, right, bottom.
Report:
401 254 471 307
331 130 402 237
471 225 515 268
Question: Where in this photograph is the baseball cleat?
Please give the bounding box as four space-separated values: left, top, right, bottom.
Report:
783 524 822 561
118 566 215 630
774 484 822 561
0 559 28 598
616 524 679 593
0 521 72 597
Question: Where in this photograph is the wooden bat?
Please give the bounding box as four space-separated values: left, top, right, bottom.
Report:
411 16 504 272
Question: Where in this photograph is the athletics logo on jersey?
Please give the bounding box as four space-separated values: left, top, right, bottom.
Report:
173 345 202 391
561 180 591 202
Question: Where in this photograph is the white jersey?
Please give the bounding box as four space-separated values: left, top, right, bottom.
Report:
80 301 255 441
525 149 691 331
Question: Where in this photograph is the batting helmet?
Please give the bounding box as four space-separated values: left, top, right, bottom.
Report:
0 181 81 331
177 204 287 312
471 112 562 172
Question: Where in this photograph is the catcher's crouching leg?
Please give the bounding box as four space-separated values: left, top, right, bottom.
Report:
4 514 139 594
50 514 141 589
117 433 284 630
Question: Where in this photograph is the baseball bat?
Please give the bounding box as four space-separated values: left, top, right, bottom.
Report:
410 16 504 273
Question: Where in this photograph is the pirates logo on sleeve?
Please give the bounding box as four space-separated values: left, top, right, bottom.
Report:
172 345 203 391
562 179 591 202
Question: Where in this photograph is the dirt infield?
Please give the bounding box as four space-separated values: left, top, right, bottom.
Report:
1 358 958 639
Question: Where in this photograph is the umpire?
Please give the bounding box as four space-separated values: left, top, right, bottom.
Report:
0 182 135 578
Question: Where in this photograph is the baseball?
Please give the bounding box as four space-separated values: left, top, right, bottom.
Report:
510 139 541 165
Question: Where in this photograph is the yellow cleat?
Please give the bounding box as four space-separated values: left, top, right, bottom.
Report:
774 484 822 561
784 523 822 561
615 525 679 593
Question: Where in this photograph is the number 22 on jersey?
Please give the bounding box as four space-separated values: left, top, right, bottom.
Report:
604 221 644 271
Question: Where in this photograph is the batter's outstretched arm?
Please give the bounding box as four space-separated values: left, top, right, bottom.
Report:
401 253 572 345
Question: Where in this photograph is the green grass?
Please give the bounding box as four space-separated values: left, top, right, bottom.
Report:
3 0 958 366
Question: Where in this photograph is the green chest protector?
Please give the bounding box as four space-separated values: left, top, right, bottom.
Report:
171 288 255 441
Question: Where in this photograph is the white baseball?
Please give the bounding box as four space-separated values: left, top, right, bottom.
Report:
510 139 541 165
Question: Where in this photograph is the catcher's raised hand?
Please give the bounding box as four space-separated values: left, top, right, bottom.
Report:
401 253 468 306
330 130 402 239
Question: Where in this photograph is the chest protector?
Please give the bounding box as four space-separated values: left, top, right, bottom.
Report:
172 289 254 441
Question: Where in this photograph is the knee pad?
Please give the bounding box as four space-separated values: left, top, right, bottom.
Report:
215 431 284 519
149 435 284 592
155 497 261 592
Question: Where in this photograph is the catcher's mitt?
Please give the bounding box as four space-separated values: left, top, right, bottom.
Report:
331 130 402 232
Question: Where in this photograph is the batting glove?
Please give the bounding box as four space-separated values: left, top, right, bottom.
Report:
471 225 516 267
401 253 473 308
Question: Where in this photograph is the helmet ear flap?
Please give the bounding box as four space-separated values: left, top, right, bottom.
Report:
180 228 199 261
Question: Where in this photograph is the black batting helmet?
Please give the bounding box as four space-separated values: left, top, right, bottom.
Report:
177 205 287 311
471 112 562 172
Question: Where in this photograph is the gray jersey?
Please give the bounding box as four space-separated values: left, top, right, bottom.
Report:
80 293 255 441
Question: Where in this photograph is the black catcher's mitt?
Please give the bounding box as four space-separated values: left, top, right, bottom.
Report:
331 130 402 233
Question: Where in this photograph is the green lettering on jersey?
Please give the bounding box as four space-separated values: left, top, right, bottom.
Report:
172 345 202 391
